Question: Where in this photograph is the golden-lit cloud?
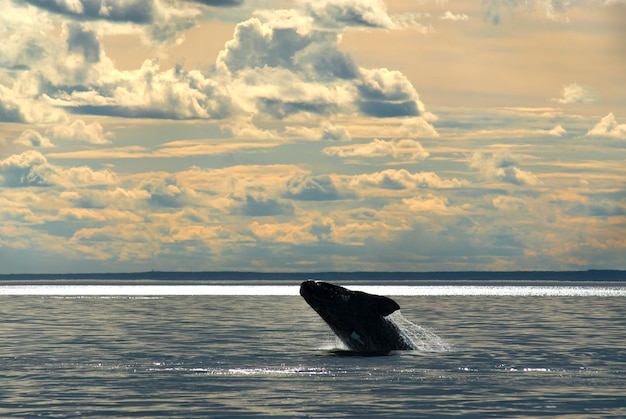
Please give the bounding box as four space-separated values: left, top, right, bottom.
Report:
0 0 624 273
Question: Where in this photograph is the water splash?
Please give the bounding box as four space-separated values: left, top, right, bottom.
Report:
387 311 451 352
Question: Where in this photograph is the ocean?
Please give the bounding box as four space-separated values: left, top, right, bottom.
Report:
1 274 625 417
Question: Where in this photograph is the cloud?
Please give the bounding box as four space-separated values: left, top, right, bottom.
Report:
216 15 323 75
0 150 115 187
0 84 65 123
454 123 568 141
14 129 55 148
0 150 55 187
470 151 542 186
49 119 113 144
586 113 626 139
351 169 468 190
482 0 585 24
282 121 351 141
1 6 226 119
440 11 469 21
192 0 243 6
66 21 101 63
547 124 566 136
323 138 429 161
401 194 453 213
139 175 202 208
67 60 232 119
303 0 395 29
238 195 295 216
551 83 598 104
5 0 432 132
284 174 348 201
20 0 237 37
321 122 351 141
356 68 423 118
214 16 357 120
64 187 150 210
23 0 155 23
213 8 430 124
249 220 318 244
492 195 528 212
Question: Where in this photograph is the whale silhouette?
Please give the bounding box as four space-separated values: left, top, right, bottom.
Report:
300 280 414 354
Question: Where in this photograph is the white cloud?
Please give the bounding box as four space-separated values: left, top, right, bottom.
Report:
303 0 395 29
212 7 432 125
440 11 469 21
63 187 150 210
350 169 468 190
0 13 229 121
14 129 55 148
0 150 56 187
470 151 542 186
2 0 432 137
356 68 424 118
402 194 452 213
323 138 429 161
49 120 113 144
228 66 354 120
138 175 206 208
64 59 231 119
551 83 598 104
547 124 566 136
587 113 626 139
0 150 115 188
0 84 66 123
250 220 318 244
482 0 573 24
284 121 351 141
321 122 351 141
492 196 527 212
284 174 351 201
398 117 439 137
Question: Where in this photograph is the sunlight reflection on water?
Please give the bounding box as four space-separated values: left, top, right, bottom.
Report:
0 284 625 296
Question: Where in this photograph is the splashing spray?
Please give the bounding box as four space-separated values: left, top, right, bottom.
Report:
387 311 451 352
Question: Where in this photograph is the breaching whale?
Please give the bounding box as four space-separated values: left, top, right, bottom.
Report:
299 280 414 353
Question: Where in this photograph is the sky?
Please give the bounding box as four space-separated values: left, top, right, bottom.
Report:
0 0 625 274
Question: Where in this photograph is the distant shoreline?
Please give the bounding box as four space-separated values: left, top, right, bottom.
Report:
0 270 624 282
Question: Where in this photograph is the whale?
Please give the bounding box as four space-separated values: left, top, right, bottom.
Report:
299 280 414 354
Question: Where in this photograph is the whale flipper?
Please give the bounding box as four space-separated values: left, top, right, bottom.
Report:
371 295 400 316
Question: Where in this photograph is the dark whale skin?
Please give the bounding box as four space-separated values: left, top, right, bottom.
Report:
300 280 413 353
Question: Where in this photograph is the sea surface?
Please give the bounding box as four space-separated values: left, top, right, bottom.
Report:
1 275 625 418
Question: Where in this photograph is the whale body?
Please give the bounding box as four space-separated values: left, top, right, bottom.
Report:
299 280 414 353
